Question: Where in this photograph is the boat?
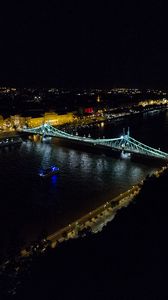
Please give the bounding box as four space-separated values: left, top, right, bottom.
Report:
38 166 59 178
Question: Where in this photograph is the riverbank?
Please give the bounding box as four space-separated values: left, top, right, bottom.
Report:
16 159 168 300
60 105 168 131
21 163 168 255
0 105 167 139
0 130 18 138
1 163 168 297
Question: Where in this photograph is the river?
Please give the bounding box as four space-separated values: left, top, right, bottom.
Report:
0 109 167 256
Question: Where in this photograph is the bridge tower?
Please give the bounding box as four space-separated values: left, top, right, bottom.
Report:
122 127 130 139
127 127 130 137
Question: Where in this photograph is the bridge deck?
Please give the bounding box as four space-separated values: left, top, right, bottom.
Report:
20 124 168 161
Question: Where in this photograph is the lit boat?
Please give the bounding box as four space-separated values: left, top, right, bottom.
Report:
39 166 59 178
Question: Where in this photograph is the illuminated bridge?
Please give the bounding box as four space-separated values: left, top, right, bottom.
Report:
21 124 168 161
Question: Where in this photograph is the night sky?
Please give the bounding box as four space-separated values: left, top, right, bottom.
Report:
0 1 168 88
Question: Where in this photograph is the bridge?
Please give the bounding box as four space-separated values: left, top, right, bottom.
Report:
21 124 168 161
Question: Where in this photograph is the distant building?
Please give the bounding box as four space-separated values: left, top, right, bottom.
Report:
27 112 75 128
97 95 101 103
138 99 168 107
10 115 26 128
84 107 94 114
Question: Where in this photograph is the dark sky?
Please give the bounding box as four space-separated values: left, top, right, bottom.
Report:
0 1 168 88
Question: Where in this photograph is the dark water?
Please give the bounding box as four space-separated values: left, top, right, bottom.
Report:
0 110 168 254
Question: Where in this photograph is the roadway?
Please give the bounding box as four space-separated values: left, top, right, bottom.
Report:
47 184 141 247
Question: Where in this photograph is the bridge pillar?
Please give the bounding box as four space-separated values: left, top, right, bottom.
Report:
127 127 130 137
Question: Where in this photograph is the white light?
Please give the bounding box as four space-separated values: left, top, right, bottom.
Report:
120 135 124 139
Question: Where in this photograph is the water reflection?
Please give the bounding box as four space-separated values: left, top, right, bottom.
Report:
51 174 58 186
1 111 167 250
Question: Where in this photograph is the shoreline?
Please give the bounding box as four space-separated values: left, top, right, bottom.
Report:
0 105 167 139
1 164 168 298
20 163 168 257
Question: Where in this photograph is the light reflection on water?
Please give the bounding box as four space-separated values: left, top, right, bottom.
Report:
51 174 58 186
0 110 167 252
